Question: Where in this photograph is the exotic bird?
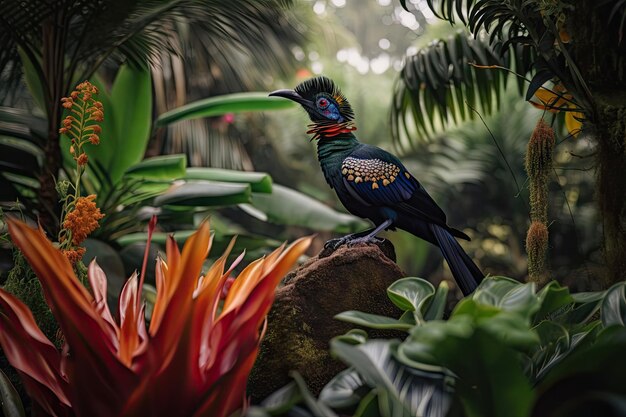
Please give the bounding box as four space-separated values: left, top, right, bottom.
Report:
269 76 483 295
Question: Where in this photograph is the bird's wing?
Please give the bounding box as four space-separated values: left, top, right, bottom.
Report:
342 145 448 226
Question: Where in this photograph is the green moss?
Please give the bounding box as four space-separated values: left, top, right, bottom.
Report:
3 250 60 345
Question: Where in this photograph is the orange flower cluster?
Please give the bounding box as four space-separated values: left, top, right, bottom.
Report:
57 81 105 265
63 195 104 246
58 81 104 159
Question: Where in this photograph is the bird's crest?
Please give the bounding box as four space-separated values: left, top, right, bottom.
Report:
294 76 354 121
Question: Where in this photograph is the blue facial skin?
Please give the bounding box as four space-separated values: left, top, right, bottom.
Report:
316 96 344 123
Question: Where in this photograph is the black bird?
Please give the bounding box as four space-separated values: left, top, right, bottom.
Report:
270 76 483 295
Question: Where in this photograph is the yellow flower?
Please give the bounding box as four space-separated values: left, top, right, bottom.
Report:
530 85 583 137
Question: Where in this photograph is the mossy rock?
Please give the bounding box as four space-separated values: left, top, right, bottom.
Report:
248 240 405 402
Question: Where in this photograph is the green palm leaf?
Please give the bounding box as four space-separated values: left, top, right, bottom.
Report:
391 30 535 147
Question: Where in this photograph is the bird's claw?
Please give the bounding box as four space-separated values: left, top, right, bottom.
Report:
324 235 384 251
346 236 384 247
324 237 349 250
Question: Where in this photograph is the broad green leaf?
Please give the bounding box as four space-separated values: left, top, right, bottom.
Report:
472 275 523 305
115 181 172 206
498 283 540 319
400 317 474 367
0 106 47 141
109 65 153 183
534 320 569 347
156 93 297 127
331 339 453 417
601 281 626 327
185 167 272 193
406 319 534 417
478 311 540 351
250 184 367 233
319 368 365 408
259 381 303 415
452 299 539 351
353 390 379 417
424 281 449 321
333 329 369 345
386 277 435 320
471 276 539 320
0 369 25 417
565 293 604 325
571 291 606 304
530 320 571 382
533 281 574 324
452 298 501 319
154 181 251 207
17 47 45 112
290 371 339 417
124 154 187 180
533 327 626 416
397 338 446 370
334 311 413 330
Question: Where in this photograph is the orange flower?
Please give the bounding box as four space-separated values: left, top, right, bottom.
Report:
63 195 104 245
1 219 312 417
61 97 73 109
88 134 100 145
62 247 86 265
90 110 104 122
76 153 89 166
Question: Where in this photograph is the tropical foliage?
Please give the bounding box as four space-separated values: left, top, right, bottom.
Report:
0 0 306 233
0 218 311 416
0 1 621 416
249 275 626 417
393 0 626 285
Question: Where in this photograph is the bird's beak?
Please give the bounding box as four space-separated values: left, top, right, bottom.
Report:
269 89 313 109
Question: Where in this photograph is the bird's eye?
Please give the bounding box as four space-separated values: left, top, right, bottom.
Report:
317 98 329 109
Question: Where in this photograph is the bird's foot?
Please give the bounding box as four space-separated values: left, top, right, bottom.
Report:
324 236 352 250
346 235 384 247
324 234 384 251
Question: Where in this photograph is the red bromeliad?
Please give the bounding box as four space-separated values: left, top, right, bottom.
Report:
0 218 311 417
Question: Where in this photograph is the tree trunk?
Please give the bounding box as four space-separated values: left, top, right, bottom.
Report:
594 103 626 285
37 16 66 234
566 1 626 285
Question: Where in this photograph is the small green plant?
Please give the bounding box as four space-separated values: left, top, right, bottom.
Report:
250 276 626 417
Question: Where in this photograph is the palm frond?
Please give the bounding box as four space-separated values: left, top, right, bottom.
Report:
404 0 536 41
391 30 535 147
150 0 307 168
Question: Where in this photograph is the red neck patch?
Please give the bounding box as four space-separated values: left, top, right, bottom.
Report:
307 122 357 140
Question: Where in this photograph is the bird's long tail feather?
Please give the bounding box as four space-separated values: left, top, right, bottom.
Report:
429 224 483 295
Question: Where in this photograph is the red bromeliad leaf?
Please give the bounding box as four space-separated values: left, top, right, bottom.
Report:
118 274 140 368
3 218 312 417
7 219 137 417
0 291 71 416
88 261 119 340
148 258 167 336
